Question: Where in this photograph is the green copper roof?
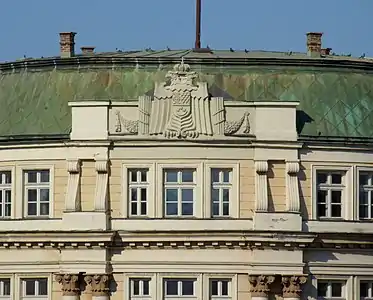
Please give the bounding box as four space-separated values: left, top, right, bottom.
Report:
1 49 373 138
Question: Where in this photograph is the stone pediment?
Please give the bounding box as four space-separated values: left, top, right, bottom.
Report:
110 61 252 140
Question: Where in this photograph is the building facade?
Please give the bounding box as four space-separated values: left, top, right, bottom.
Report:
0 31 372 299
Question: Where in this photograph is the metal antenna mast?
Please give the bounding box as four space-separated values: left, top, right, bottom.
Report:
195 0 201 49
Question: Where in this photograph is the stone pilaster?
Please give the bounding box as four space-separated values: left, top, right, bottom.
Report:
281 276 307 299
85 274 110 298
55 274 80 298
249 275 275 299
254 161 269 211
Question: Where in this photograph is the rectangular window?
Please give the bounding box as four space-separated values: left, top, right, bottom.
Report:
128 169 149 217
210 279 231 299
211 169 232 217
360 280 373 299
164 169 196 217
359 172 373 220
21 278 48 298
317 280 345 299
24 170 50 217
0 171 11 218
0 278 11 298
164 279 196 298
130 278 151 298
315 171 345 219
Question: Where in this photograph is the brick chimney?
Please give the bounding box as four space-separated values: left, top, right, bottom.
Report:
306 32 323 57
59 32 76 58
81 46 95 54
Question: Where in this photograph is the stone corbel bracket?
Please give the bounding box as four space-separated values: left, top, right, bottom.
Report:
65 160 81 212
55 274 80 296
84 274 110 297
249 275 275 298
94 159 109 211
281 275 307 298
255 161 269 211
286 161 300 212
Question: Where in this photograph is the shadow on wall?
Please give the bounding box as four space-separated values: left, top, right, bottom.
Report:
266 163 275 213
296 110 314 134
298 164 309 220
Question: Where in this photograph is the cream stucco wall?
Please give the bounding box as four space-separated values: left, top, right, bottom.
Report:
267 161 286 213
240 160 255 218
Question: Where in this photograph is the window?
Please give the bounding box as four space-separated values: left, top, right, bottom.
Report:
315 171 345 218
317 280 345 299
130 278 151 298
0 278 10 298
128 169 149 217
211 169 232 217
164 169 196 217
0 171 11 218
360 280 373 299
164 279 195 298
23 170 50 217
21 278 48 298
210 279 230 299
359 172 373 220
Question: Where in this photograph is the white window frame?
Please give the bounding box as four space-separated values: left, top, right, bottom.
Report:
16 164 54 219
122 163 155 218
203 274 237 300
159 274 202 300
124 273 156 300
157 163 203 218
0 167 15 219
205 163 239 218
312 275 353 300
15 274 51 300
356 276 373 300
0 277 12 299
356 167 373 221
311 165 353 220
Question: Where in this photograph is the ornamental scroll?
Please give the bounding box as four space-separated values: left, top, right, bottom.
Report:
115 60 250 139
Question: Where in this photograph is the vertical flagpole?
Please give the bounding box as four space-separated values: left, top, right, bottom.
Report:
195 0 201 49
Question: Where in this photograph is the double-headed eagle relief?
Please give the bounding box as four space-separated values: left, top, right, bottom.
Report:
115 60 250 139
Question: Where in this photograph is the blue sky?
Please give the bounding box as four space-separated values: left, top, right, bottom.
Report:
1 0 372 61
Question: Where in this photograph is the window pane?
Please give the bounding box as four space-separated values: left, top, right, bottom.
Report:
166 280 178 296
24 279 35 296
166 189 178 202
140 202 147 215
181 189 193 202
211 189 219 202
166 203 178 215
331 190 341 204
40 203 50 216
331 282 342 297
360 282 369 297
317 282 328 297
317 204 326 217
211 280 218 296
221 280 229 296
165 170 178 183
27 171 37 183
2 279 10 296
317 190 327 204
28 203 37 216
131 202 137 215
331 173 342 184
182 280 194 296
131 188 137 201
5 190 11 204
40 171 50 183
27 189 37 202
331 204 341 218
5 203 11 217
223 202 229 216
211 169 220 183
40 189 49 202
181 170 194 183
212 203 219 216
143 280 150 295
38 278 48 295
223 170 230 183
317 172 327 184
223 189 229 202
132 279 140 295
1 172 11 184
360 173 370 186
360 205 369 219
140 170 147 182
140 188 147 201
360 191 369 205
130 171 137 183
182 203 193 216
